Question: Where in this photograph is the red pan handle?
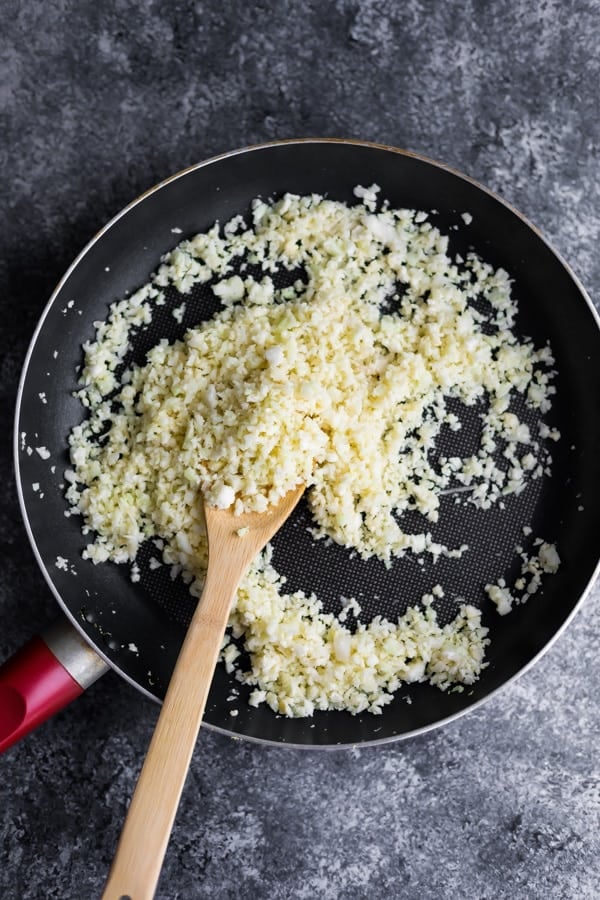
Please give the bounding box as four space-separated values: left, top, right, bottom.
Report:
0 620 109 754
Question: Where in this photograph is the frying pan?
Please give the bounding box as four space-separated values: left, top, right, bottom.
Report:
2 139 599 751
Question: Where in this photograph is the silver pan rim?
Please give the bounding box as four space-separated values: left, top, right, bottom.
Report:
13 137 600 749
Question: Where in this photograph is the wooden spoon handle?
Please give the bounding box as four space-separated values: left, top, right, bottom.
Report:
102 486 304 900
101 563 238 900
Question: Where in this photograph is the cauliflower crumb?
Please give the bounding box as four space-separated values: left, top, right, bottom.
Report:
352 183 380 211
213 275 245 303
539 542 560 573
485 583 515 616
225 554 489 716
172 302 186 323
65 187 561 716
486 538 560 614
214 484 236 509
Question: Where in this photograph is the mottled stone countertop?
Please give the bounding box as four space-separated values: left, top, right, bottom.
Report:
1 2 599 898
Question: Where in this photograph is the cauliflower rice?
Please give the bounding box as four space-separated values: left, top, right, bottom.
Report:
65 185 560 716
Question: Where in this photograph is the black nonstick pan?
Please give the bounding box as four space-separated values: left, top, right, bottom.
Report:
2 139 599 750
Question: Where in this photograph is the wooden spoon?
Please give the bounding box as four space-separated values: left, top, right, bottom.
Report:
102 484 304 900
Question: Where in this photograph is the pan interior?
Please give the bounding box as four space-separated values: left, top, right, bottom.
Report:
16 142 600 746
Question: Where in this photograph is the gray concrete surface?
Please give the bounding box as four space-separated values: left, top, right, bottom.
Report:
1 1 599 898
